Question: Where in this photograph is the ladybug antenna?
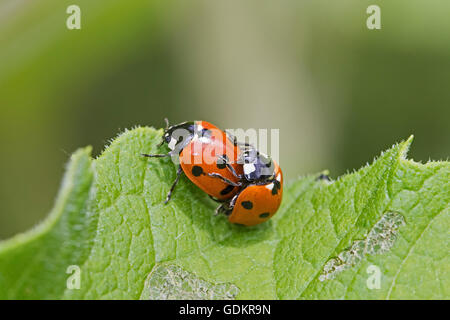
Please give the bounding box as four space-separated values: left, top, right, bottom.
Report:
157 139 165 148
156 118 170 148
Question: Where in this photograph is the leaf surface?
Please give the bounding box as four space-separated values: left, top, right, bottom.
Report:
0 129 448 299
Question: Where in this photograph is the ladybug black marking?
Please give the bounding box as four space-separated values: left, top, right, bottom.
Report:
259 212 270 218
241 201 253 210
217 162 227 169
220 184 235 196
271 180 281 195
192 166 204 177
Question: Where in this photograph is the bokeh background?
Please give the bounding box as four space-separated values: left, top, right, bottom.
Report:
1 0 449 239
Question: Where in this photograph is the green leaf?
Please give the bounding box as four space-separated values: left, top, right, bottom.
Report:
0 128 448 299
0 147 96 299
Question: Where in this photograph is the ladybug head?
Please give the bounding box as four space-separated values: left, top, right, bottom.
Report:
238 149 275 183
159 120 196 153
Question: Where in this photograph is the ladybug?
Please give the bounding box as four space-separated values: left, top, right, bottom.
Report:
211 148 283 226
142 119 243 203
227 161 283 226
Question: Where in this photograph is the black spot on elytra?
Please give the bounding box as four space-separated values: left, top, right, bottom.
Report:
271 180 281 195
220 184 235 195
217 162 227 169
192 166 204 177
241 201 253 210
259 212 270 218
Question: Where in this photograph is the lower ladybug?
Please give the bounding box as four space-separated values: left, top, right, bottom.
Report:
212 148 283 226
142 119 243 203
227 161 283 226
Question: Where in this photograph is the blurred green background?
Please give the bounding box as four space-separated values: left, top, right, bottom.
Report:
1 0 449 239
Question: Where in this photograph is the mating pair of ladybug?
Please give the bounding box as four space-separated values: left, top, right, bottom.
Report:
142 120 283 226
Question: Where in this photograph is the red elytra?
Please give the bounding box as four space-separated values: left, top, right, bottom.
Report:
228 161 283 226
179 121 243 200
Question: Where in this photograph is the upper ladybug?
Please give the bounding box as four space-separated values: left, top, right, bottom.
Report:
142 120 243 203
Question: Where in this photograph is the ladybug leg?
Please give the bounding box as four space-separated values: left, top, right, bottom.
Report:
225 163 242 179
209 196 230 215
141 153 171 158
157 139 166 148
225 131 255 149
229 191 241 208
214 201 232 216
214 203 224 215
236 142 254 150
164 165 183 204
207 173 241 187
209 195 225 203
214 191 241 216
216 155 242 179
226 131 239 146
